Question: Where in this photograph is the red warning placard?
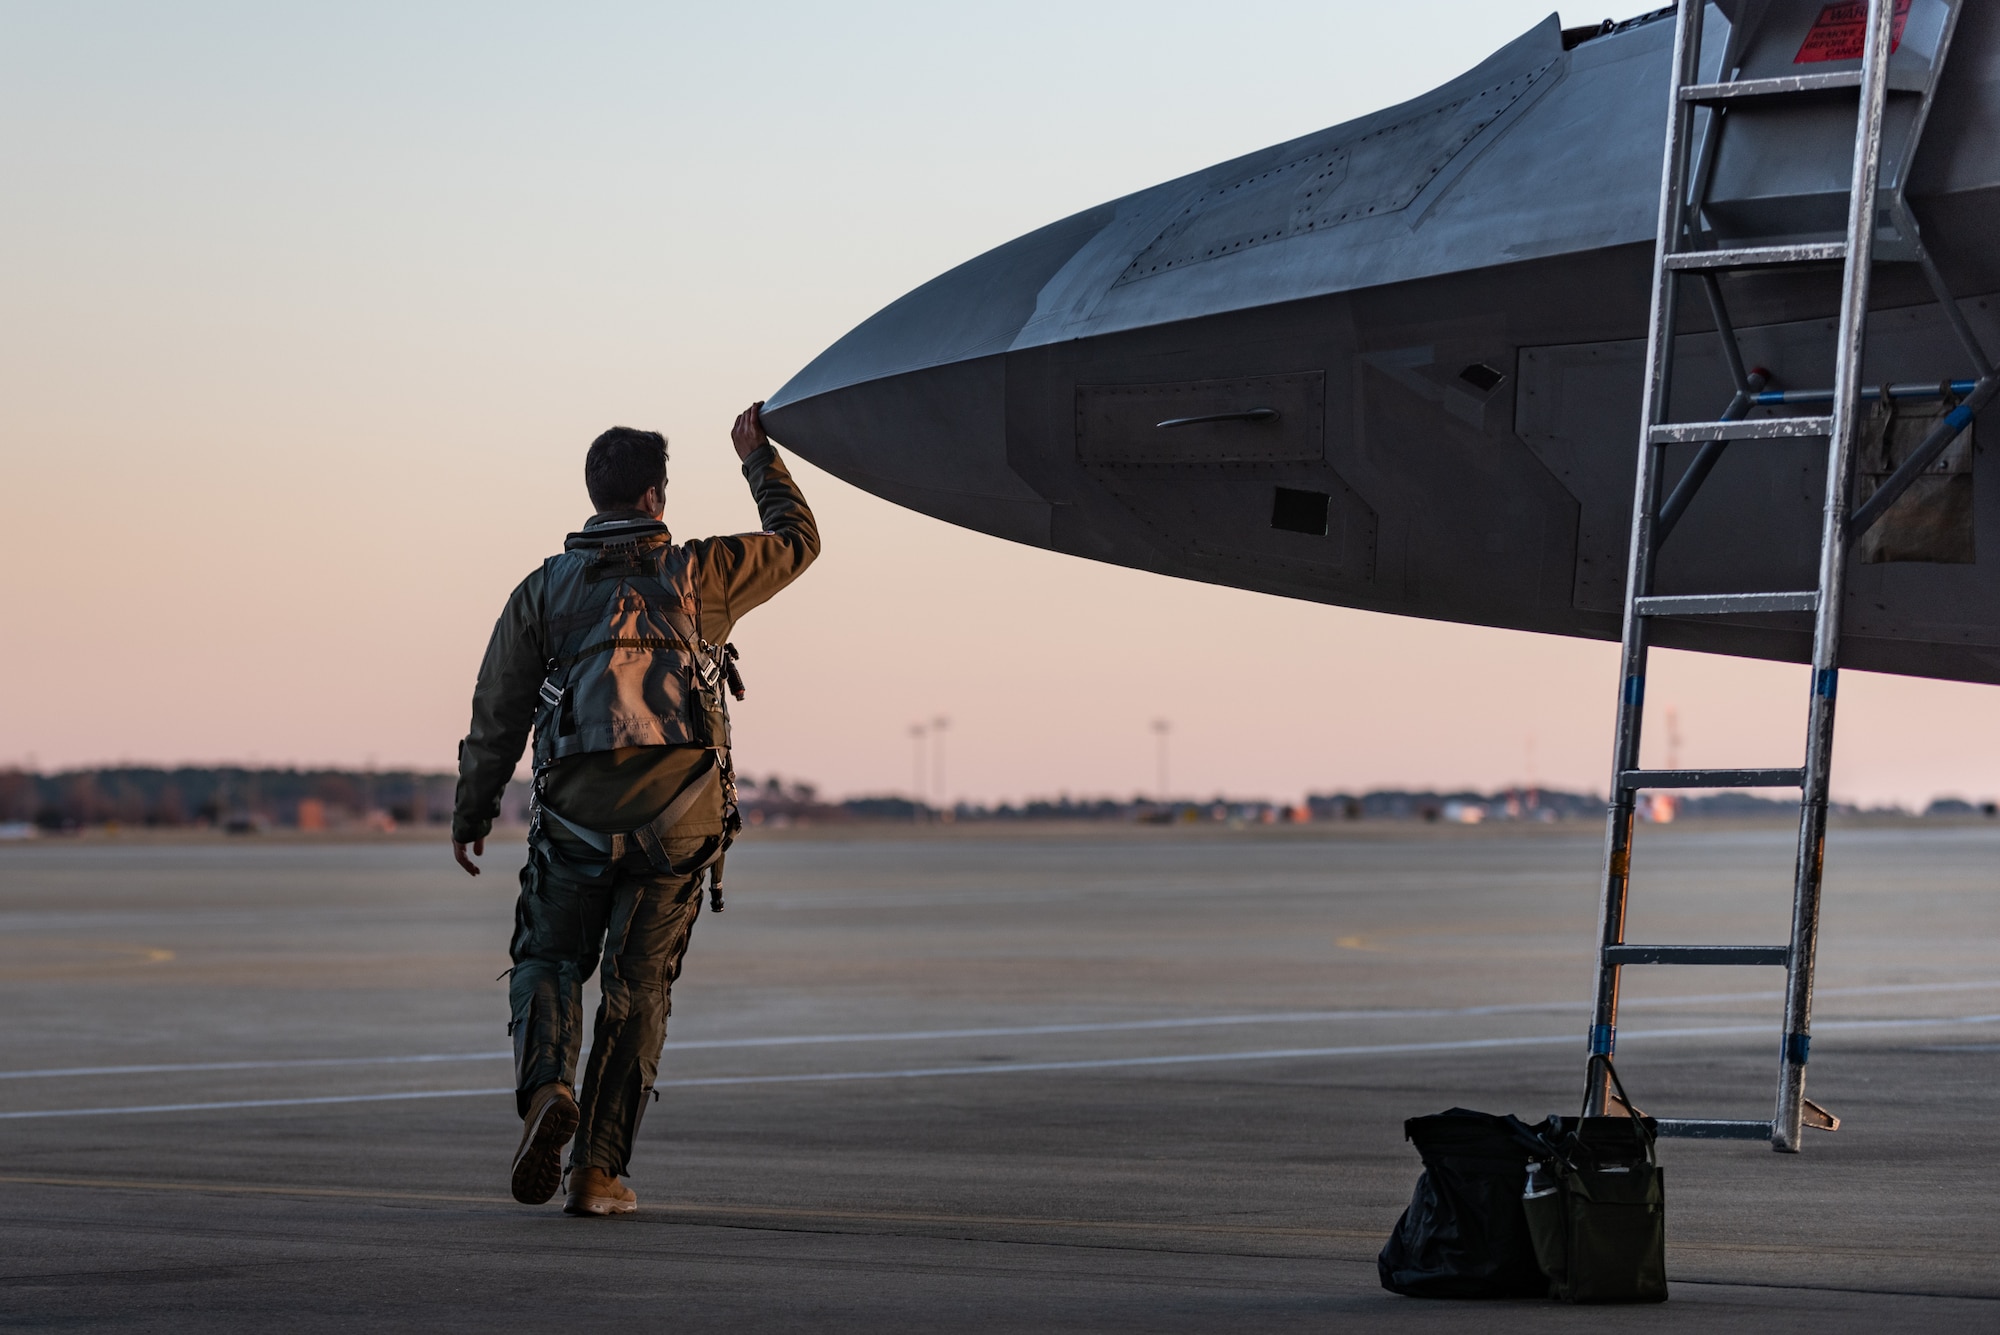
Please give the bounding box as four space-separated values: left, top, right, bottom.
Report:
1794 0 1910 64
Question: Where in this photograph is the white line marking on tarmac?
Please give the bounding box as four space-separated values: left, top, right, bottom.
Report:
4 1011 1996 1120
0 1052 514 1081
7 977 1998 1083
0 1088 517 1119
1917 1044 2000 1053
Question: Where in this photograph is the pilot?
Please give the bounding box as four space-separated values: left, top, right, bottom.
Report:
450 403 818 1216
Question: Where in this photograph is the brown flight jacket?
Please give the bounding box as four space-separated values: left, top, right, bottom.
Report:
452 443 819 844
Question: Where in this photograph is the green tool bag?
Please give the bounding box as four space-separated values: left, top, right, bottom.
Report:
1521 1056 1669 1304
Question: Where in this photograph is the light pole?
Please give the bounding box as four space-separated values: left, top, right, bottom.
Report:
1655 706 1683 824
908 723 928 804
931 716 950 811
1152 719 1171 802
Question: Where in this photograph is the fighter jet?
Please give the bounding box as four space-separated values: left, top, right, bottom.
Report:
762 0 2000 684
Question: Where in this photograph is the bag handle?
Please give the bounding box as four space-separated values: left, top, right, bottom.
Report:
1499 1113 1557 1162
1583 1054 1657 1167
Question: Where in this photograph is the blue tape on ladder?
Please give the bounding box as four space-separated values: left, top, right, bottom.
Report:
1947 403 1975 431
1815 669 1838 701
1785 1032 1811 1065
1589 1025 1616 1056
1623 675 1645 707
1754 382 1977 406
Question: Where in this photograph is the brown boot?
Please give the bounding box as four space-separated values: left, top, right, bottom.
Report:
563 1165 638 1217
510 1083 579 1205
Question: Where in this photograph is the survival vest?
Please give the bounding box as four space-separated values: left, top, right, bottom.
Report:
531 523 729 772
526 521 743 898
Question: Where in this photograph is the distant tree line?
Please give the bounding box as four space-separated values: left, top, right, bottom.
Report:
1 769 1986 834
745 783 1786 825
0 767 466 832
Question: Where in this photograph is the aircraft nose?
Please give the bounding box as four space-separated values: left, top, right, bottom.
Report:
761 208 1113 549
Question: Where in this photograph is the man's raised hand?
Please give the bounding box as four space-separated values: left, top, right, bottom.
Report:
731 402 768 461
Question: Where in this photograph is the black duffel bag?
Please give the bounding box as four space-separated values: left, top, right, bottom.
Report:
1377 1108 1549 1299
1520 1057 1669 1304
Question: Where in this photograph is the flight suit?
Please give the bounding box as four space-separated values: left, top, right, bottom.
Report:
453 443 817 1175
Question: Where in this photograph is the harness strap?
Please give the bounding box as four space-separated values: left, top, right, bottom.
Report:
535 751 730 878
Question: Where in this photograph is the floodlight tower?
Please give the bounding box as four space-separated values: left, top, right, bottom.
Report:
908 723 928 804
931 716 950 811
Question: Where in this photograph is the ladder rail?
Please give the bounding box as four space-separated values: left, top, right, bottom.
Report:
1586 0 1710 1120
1874 0 1969 263
1773 0 1900 1153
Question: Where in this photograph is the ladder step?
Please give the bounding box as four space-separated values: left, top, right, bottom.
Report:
1635 591 1819 616
1620 768 1804 790
1665 243 1846 271
1605 944 1790 966
1681 67 1927 105
1654 1119 1774 1141
1649 416 1831 445
1680 71 1860 104
1652 1103 1838 1139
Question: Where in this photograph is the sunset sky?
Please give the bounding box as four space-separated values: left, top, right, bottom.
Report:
6 1 2000 808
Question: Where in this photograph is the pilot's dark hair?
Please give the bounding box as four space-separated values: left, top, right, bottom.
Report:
585 427 668 510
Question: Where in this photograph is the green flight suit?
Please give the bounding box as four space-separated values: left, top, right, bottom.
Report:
453 443 817 1175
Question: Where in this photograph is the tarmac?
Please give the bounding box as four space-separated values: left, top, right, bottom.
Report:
1 819 1996 1331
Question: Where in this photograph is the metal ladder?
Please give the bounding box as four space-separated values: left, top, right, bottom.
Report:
1587 0 1991 1151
